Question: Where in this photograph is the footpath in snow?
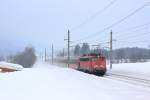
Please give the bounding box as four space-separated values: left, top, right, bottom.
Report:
0 62 150 100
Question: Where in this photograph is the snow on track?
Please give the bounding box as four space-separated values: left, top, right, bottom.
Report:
0 62 150 100
105 73 150 88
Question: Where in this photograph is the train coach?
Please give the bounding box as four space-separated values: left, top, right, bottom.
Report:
77 53 106 76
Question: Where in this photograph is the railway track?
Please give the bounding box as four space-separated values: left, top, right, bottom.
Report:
105 73 150 88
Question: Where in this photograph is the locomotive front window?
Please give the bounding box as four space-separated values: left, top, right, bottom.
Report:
92 58 98 61
80 58 90 61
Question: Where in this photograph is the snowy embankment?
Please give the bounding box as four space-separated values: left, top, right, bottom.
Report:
108 62 150 80
0 62 150 100
0 62 23 71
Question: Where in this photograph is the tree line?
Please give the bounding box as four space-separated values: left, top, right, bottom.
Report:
112 47 150 63
57 43 150 63
0 46 37 68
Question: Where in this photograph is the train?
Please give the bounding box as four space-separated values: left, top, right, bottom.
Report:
77 53 106 76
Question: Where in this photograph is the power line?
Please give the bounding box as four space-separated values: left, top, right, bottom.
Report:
114 22 150 37
71 0 117 31
115 21 150 33
114 26 150 37
116 39 150 44
82 22 150 44
115 31 150 40
73 1 150 43
75 30 150 50
113 40 150 49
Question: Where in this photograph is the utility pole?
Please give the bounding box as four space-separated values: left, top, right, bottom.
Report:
63 48 65 58
51 44 54 64
41 53 44 61
65 30 71 67
40 52 43 61
45 48 47 62
110 30 113 69
67 30 70 67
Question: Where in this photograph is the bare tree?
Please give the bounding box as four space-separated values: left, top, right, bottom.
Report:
81 43 90 55
12 47 37 68
74 44 81 56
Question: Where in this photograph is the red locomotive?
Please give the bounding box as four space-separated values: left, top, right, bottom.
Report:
77 53 106 76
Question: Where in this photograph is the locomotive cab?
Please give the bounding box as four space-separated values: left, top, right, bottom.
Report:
78 53 106 76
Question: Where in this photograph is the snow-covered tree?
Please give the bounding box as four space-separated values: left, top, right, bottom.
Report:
74 44 81 56
81 43 90 55
13 47 37 68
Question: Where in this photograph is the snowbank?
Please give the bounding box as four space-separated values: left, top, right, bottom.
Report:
0 62 23 71
108 62 150 79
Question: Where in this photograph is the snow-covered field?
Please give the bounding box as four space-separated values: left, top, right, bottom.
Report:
108 62 150 80
0 62 150 100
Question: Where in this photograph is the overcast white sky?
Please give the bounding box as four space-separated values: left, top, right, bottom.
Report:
0 0 150 55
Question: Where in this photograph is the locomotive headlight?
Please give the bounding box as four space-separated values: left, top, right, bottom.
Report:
94 65 98 68
94 65 104 68
100 65 105 68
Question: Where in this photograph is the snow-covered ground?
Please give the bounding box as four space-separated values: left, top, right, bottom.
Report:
0 62 150 100
0 62 23 71
108 62 150 80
